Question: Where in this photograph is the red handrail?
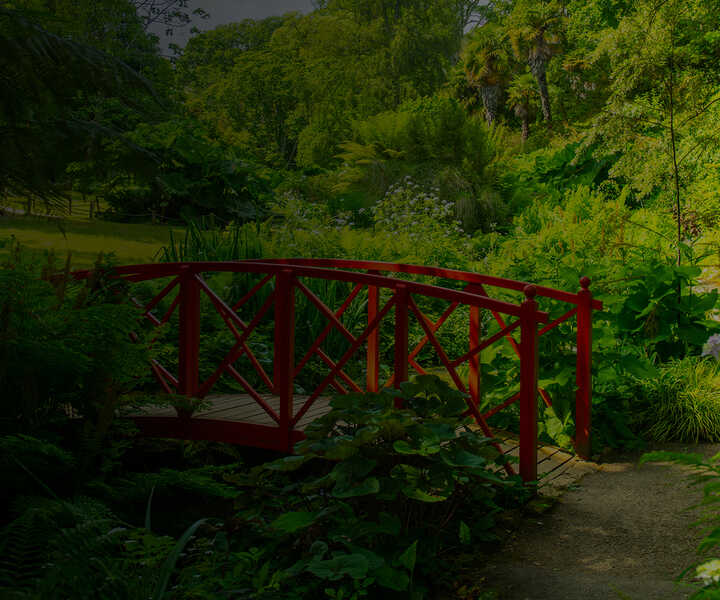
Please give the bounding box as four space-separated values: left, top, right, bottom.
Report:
72 259 602 481
239 258 604 309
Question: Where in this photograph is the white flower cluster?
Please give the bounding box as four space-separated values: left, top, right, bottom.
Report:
697 559 720 584
702 334 720 359
332 209 355 230
372 176 464 238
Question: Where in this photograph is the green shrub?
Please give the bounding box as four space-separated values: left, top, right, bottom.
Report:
329 96 505 232
637 358 720 443
479 181 720 449
224 376 527 598
0 243 150 439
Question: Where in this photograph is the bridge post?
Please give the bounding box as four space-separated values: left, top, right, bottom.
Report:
366 277 380 393
274 269 295 450
519 285 539 483
575 277 593 459
469 305 481 408
393 284 409 408
178 266 200 404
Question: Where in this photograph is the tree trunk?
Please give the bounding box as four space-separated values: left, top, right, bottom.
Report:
514 104 530 142
528 38 552 125
479 84 502 126
531 63 552 124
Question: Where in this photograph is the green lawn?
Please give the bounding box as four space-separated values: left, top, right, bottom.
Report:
0 214 179 267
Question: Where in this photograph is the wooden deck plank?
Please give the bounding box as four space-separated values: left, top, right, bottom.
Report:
196 395 261 417
295 398 333 428
198 398 273 419
129 394 335 430
537 452 575 478
127 395 596 492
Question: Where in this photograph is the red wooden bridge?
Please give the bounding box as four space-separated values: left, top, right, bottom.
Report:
75 259 602 482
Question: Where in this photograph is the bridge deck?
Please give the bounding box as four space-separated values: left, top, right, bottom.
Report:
132 394 333 430
128 395 593 491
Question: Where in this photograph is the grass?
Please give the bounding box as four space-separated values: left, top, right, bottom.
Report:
0 215 178 267
639 357 720 443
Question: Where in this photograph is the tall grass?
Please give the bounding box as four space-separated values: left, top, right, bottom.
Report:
156 218 265 263
154 219 376 392
639 357 720 442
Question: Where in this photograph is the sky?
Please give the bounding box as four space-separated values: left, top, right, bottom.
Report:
154 0 315 49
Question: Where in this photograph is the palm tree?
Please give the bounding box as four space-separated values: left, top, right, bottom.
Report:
505 0 563 126
461 23 511 126
507 72 538 142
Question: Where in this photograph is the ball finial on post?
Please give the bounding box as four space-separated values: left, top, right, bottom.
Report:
523 284 537 300
580 276 591 290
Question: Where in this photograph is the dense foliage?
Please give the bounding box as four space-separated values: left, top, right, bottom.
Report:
0 254 521 598
5 0 720 595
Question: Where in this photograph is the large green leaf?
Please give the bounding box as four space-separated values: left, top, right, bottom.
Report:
332 477 380 498
440 448 488 469
271 511 320 533
678 323 711 345
398 540 417 572
152 518 207 600
331 457 377 482
459 521 471 544
686 290 719 313
306 553 370 581
375 564 410 591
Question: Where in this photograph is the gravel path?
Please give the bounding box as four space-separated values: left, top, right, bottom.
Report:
482 444 720 600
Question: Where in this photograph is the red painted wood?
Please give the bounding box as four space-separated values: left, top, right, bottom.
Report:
394 285 410 408
274 270 296 451
232 273 273 311
295 280 357 343
178 268 200 399
538 307 578 337
131 416 305 450
72 259 603 483
224 365 280 424
411 302 459 361
482 392 521 420
450 320 521 368
297 295 396 417
409 296 467 394
159 293 181 325
366 280 380 393
197 290 276 397
575 277 593 459
314 348 362 393
99 261 547 319
196 274 274 392
469 305 481 407
472 281 554 410
141 276 179 316
385 301 460 388
241 258 603 309
519 286 539 483
295 283 363 375
151 361 175 394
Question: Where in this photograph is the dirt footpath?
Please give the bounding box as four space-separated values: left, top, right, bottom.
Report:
482 444 720 600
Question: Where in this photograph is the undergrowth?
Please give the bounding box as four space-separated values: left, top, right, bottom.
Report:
637 358 720 443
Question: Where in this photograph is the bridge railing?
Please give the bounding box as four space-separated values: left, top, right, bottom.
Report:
244 259 603 461
73 259 601 482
